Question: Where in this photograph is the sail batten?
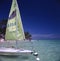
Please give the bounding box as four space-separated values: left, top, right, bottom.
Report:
5 0 25 40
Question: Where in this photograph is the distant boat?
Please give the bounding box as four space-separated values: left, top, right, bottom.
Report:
0 0 33 56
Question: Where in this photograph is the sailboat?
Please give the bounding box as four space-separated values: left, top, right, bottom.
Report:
0 0 33 56
0 0 40 60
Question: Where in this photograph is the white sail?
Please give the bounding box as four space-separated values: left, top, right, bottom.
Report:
5 0 25 40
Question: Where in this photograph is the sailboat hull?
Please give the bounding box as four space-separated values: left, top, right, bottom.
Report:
0 47 33 56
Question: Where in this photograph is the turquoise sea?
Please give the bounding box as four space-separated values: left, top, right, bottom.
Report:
0 40 60 61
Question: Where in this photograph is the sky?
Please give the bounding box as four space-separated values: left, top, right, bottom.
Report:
0 0 60 40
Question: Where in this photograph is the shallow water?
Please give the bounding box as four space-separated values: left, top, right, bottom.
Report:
0 40 60 61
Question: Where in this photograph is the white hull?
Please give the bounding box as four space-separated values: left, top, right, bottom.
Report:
0 47 33 56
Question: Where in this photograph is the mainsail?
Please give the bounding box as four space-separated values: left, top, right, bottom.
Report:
5 0 25 40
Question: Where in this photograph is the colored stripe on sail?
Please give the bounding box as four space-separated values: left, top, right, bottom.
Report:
9 10 16 19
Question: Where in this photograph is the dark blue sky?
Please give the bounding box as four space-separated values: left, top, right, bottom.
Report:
0 0 60 39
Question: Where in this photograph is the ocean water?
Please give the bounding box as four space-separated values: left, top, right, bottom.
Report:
0 40 60 61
